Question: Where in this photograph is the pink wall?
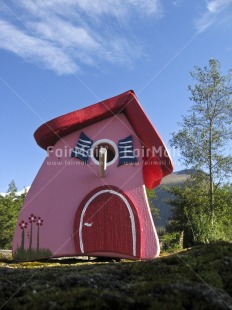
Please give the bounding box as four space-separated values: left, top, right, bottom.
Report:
12 114 159 259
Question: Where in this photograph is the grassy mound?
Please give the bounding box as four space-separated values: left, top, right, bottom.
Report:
0 242 232 309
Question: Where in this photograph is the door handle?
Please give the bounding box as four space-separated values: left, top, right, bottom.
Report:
84 222 93 227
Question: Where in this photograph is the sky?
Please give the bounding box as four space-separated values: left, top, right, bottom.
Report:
0 0 232 192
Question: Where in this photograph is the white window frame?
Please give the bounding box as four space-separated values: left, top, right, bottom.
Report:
90 139 118 166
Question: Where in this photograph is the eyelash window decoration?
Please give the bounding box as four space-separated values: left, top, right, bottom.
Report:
71 132 93 163
118 135 137 166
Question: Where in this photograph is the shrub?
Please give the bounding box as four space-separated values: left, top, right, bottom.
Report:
160 232 183 254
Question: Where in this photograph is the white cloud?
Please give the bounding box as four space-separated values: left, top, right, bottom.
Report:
171 0 184 7
0 0 162 75
207 0 231 12
195 0 232 32
0 20 78 74
0 186 30 197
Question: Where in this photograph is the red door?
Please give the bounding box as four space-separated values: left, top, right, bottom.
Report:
74 186 140 258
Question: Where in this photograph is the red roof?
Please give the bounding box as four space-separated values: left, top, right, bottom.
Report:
34 90 173 188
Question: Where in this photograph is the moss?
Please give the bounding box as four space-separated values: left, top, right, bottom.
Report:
200 270 222 287
0 242 232 309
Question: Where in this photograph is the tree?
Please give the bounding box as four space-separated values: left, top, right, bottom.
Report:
146 188 159 218
170 59 232 225
7 180 17 194
0 181 26 249
164 183 232 246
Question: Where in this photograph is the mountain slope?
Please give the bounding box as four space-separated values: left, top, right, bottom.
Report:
154 170 192 228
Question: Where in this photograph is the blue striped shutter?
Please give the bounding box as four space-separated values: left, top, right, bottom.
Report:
71 132 93 163
118 135 137 166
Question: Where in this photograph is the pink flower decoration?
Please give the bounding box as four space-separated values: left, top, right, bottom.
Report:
28 214 37 223
36 217 43 226
19 220 28 229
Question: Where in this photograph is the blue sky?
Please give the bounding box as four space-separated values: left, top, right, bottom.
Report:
0 0 232 192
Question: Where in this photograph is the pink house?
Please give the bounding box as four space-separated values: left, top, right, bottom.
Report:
12 90 173 260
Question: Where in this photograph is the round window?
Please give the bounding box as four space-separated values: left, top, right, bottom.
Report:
90 139 118 166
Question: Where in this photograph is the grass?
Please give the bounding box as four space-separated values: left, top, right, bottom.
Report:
0 242 232 309
13 247 53 260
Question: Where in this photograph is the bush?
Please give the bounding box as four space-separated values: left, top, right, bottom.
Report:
160 231 183 254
